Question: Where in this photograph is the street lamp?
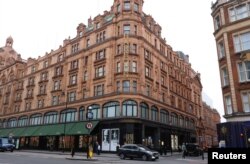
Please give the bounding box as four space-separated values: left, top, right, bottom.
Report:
86 106 93 159
62 91 68 153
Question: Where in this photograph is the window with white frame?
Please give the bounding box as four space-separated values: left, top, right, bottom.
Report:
233 32 250 53
132 81 137 93
241 91 250 113
95 66 105 77
238 61 250 82
54 80 61 90
124 1 131 10
123 25 130 34
43 61 48 68
71 60 78 69
225 95 233 115
117 4 121 12
221 67 229 86
55 66 63 76
96 49 106 60
69 74 77 85
37 99 44 108
229 4 250 22
218 41 225 59
117 62 121 73
124 61 129 72
132 61 137 72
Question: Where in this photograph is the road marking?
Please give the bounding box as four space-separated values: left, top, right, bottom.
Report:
176 158 207 164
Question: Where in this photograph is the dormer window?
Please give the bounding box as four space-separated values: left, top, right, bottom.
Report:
124 1 131 10
134 3 139 12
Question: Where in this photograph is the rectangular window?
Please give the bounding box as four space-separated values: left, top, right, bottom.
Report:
96 49 106 60
123 25 130 34
214 15 221 30
234 32 250 52
218 41 225 59
229 4 249 22
225 95 233 115
145 49 151 60
133 81 137 93
161 76 165 85
71 60 78 69
124 61 129 72
117 4 121 12
95 66 105 77
145 66 150 77
117 62 121 73
68 91 76 102
71 43 79 53
43 61 48 68
131 44 137 53
83 71 88 81
124 1 131 10
70 75 77 85
132 61 137 72
134 3 139 12
123 81 130 92
221 67 229 86
52 96 59 106
238 61 250 82
55 66 63 76
54 81 61 90
58 54 64 62
94 84 104 96
242 92 250 113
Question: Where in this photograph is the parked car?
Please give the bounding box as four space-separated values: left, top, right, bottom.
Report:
0 138 15 152
118 144 159 161
185 143 202 156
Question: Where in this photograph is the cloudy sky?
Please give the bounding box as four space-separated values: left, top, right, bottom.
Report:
0 0 224 121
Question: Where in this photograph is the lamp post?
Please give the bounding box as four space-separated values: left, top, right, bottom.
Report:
62 92 68 153
86 106 93 159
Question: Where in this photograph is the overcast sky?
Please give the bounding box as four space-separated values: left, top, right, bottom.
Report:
0 0 224 122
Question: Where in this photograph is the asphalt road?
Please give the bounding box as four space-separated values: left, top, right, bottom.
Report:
0 151 208 164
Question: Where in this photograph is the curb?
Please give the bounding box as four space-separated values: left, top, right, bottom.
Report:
66 157 98 161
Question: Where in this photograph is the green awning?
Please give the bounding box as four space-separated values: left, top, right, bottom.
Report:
34 123 75 136
0 128 13 137
0 121 99 137
11 127 27 137
22 126 41 137
67 121 98 135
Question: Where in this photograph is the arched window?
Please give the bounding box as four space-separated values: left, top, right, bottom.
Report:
171 113 178 126
60 109 77 123
30 114 42 125
8 118 17 127
88 104 100 119
160 109 169 124
122 100 137 117
179 115 184 127
103 101 120 118
140 102 149 119
185 117 189 128
151 106 158 121
79 106 85 121
18 116 28 127
44 112 58 124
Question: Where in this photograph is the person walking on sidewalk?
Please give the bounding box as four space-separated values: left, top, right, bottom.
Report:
181 143 186 159
97 143 101 155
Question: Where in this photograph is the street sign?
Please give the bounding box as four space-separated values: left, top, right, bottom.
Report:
86 122 93 129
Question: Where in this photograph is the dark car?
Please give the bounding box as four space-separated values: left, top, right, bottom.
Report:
185 143 202 156
0 138 15 152
118 144 159 161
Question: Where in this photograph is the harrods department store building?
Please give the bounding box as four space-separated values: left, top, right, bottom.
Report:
0 0 211 152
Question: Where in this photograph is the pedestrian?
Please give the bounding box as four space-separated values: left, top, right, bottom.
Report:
181 143 186 159
201 147 204 160
71 146 75 158
163 145 167 156
97 143 101 155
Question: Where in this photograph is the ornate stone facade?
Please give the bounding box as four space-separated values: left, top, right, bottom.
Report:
0 0 205 151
